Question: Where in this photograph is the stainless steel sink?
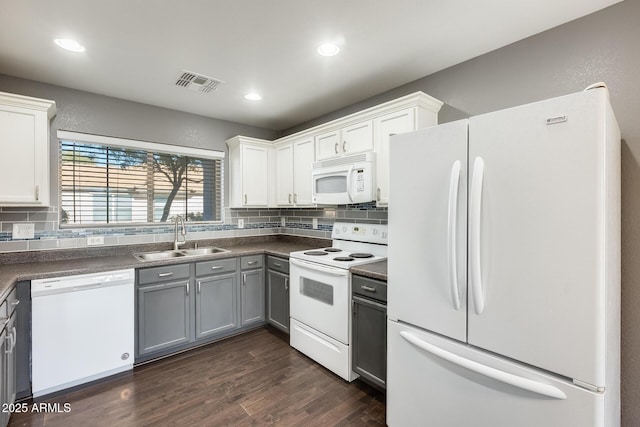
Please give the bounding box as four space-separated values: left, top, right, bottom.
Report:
133 250 187 261
180 247 229 256
133 246 229 261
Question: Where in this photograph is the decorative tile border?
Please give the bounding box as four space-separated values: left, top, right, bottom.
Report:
0 203 387 252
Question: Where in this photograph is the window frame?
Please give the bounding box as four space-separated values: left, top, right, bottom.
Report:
57 130 225 228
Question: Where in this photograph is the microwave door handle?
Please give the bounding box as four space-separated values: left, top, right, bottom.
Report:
346 165 354 202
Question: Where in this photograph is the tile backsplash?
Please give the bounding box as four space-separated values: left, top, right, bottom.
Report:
0 203 387 252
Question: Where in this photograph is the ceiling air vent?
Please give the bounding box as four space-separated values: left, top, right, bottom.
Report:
175 70 224 93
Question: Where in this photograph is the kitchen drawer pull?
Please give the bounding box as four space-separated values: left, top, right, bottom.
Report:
158 272 174 278
211 265 224 270
247 260 258 265
10 299 20 307
273 262 282 267
360 285 377 293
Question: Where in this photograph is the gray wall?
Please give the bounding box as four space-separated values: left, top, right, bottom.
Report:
286 1 640 424
0 74 279 210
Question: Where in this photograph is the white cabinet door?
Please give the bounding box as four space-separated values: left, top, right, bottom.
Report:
0 96 54 206
467 90 615 387
275 144 294 206
315 130 340 161
373 108 415 206
292 138 314 206
388 120 468 343
241 144 269 206
342 120 373 155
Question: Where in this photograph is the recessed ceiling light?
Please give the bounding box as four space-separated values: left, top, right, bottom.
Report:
317 43 340 57
54 38 85 52
245 93 262 101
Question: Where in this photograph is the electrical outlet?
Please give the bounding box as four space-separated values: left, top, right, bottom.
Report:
87 235 105 246
281 217 286 227
237 218 244 229
312 218 318 229
12 223 35 239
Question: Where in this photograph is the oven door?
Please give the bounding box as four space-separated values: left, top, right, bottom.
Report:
289 258 350 344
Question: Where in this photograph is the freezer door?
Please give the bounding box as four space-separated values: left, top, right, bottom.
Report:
467 88 619 387
387 320 605 427
388 120 468 342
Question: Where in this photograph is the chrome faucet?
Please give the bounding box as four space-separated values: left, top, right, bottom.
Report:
173 215 187 250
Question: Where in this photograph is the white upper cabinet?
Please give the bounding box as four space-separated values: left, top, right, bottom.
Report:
226 136 274 208
276 137 314 207
227 92 442 209
315 120 373 161
0 92 56 206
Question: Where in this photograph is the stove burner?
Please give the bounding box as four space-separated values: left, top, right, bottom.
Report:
304 251 329 256
324 248 342 252
349 253 374 258
333 256 355 262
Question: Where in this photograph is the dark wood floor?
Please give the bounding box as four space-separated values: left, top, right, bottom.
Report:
9 327 386 426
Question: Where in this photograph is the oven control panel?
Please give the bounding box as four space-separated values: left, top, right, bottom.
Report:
331 222 388 244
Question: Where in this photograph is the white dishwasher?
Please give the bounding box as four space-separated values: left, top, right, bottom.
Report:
31 269 135 397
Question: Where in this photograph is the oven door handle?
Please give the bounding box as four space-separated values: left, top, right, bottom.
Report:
290 258 350 277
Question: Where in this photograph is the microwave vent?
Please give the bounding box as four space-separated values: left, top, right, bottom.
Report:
313 152 375 169
175 70 224 93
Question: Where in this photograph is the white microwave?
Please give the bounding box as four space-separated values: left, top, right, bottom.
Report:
311 152 376 205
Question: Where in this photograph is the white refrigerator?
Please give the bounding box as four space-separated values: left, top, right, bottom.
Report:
387 87 620 426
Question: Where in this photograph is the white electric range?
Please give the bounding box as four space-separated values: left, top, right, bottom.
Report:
288 222 388 381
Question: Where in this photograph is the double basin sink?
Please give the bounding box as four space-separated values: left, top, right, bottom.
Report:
133 246 230 262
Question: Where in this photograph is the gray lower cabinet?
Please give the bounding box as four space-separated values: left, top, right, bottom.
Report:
195 272 238 339
352 275 387 390
1 287 19 427
266 256 289 333
137 279 191 356
240 255 265 327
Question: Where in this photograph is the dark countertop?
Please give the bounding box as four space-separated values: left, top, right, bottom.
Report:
350 260 387 281
0 235 330 300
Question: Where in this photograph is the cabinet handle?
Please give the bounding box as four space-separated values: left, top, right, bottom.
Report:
293 193 298 204
244 194 248 205
197 281 201 294
211 265 223 270
273 262 282 267
284 277 289 291
158 272 174 278
243 273 247 284
334 142 339 154
288 193 292 204
10 299 20 307
247 261 257 265
35 185 39 201
10 327 16 352
4 335 11 355
361 285 377 293
376 187 381 201
186 281 190 295
343 141 347 152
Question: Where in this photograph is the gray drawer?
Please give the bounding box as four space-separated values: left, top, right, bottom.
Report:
353 275 387 303
138 263 190 285
195 258 237 277
241 255 263 270
5 287 18 316
267 256 289 274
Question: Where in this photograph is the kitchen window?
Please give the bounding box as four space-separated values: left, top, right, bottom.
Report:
57 131 224 226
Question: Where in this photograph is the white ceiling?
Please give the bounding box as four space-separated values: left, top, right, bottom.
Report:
0 0 621 130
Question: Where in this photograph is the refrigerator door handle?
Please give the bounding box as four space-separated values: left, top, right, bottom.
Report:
470 156 486 314
399 331 567 400
447 160 462 310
